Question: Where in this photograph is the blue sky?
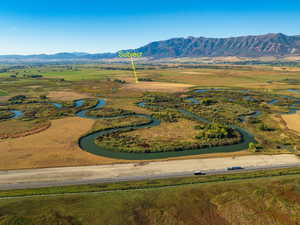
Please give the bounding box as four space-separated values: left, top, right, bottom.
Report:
1 0 300 54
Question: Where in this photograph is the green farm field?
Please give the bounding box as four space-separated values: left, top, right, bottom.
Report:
2 65 133 81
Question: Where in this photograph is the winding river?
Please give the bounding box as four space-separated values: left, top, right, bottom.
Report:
2 101 62 120
1 88 300 159
77 99 255 159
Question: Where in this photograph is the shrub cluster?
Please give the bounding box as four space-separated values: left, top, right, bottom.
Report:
9 95 27 104
0 110 13 120
195 123 236 139
151 110 180 122
113 79 126 84
138 78 153 82
259 123 275 131
86 107 135 117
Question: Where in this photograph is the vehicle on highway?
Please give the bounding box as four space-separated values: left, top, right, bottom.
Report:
193 171 206 175
227 166 244 171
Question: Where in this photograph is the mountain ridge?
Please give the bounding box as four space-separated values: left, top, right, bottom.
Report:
1 33 300 62
135 33 300 58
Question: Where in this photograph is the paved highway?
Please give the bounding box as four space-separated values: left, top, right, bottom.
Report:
0 154 300 190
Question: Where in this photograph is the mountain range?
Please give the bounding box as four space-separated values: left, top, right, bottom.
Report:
1 33 300 62
136 33 300 58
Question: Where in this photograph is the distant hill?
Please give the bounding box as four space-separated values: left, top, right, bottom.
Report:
0 52 116 62
0 33 300 62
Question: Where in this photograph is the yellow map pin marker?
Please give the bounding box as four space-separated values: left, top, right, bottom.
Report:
118 51 143 84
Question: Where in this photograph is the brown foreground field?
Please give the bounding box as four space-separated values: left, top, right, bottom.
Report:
282 112 300 134
0 117 125 170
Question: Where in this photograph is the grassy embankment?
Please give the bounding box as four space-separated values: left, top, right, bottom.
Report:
0 90 7 96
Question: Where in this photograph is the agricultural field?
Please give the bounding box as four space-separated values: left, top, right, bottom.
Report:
0 63 300 169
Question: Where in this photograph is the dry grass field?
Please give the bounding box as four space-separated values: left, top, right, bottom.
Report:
123 81 194 93
47 91 91 101
134 66 300 91
125 119 200 142
0 117 126 170
0 120 47 137
282 112 300 134
273 67 300 71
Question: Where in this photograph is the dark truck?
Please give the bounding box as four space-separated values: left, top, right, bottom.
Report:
193 171 206 175
227 166 244 171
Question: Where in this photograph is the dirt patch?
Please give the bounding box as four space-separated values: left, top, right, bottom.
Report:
123 82 194 93
0 117 124 170
284 56 300 61
281 112 300 134
180 72 211 75
0 96 11 102
48 91 90 101
27 85 42 89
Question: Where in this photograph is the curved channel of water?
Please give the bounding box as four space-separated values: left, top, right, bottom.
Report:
9 110 23 119
1 102 62 121
75 99 106 119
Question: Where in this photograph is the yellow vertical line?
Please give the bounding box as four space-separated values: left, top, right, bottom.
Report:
130 56 139 83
